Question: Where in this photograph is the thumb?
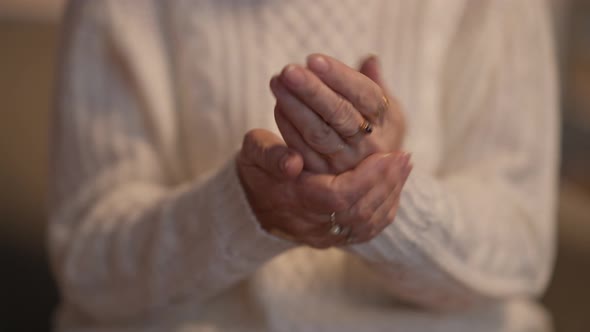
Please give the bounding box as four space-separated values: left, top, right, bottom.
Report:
240 129 303 180
359 55 385 88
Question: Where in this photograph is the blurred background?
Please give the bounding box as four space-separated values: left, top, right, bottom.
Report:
0 0 588 331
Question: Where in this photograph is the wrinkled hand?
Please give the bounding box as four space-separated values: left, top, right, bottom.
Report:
237 129 411 247
270 54 406 174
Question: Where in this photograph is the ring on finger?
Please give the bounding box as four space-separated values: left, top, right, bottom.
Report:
375 95 389 123
359 119 373 134
328 212 344 236
329 222 343 236
344 119 372 140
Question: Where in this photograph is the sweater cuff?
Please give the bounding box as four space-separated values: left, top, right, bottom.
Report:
199 155 296 266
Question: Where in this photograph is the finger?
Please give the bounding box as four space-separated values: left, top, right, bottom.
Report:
299 219 350 249
272 217 328 239
337 160 404 227
287 155 409 249
292 152 400 217
380 170 411 236
353 182 401 243
354 156 413 243
274 104 331 173
278 65 365 138
240 129 303 180
268 214 341 249
270 75 347 155
368 168 410 240
336 152 408 229
358 55 385 87
359 56 407 147
332 152 406 205
301 236 338 249
307 54 388 124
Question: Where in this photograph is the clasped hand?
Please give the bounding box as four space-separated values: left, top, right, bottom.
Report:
237 54 410 247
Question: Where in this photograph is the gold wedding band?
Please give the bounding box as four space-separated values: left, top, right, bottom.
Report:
353 95 388 136
375 95 389 123
355 95 388 136
359 120 373 134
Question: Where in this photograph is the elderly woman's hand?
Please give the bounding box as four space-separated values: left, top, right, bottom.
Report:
236 129 411 246
270 54 406 174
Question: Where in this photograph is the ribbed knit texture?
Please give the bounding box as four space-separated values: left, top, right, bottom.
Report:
49 0 559 331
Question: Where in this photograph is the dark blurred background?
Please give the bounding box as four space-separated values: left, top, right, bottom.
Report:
0 1 589 331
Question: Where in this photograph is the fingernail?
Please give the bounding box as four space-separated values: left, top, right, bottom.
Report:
282 65 305 86
307 54 330 74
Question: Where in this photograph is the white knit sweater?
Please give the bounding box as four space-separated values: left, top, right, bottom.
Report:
49 0 559 331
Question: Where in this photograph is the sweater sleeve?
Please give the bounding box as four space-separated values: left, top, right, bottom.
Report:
349 0 559 309
48 0 292 323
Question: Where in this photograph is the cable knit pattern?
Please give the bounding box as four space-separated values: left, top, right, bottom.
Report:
49 0 558 331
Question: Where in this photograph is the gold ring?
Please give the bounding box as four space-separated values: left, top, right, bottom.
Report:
359 120 373 134
375 95 389 123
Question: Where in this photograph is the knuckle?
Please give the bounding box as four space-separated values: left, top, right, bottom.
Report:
328 97 354 125
353 205 373 222
304 122 333 147
326 187 352 211
304 80 322 100
330 195 350 212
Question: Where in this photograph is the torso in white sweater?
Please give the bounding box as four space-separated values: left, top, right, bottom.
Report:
50 0 559 331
